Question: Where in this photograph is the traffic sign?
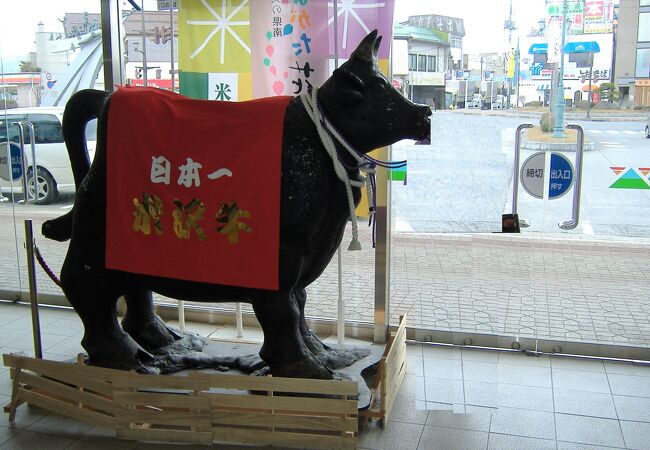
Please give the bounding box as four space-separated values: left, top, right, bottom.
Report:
520 152 545 199
549 152 574 199
0 142 22 182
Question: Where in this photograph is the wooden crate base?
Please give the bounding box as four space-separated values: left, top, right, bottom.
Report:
3 321 406 446
3 353 358 449
359 314 408 428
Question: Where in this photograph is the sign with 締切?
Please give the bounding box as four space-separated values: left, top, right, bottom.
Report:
521 152 546 199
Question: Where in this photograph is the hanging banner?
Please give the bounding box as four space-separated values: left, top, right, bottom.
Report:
178 0 253 100
329 0 395 60
250 0 329 98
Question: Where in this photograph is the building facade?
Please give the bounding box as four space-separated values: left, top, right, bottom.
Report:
616 0 650 106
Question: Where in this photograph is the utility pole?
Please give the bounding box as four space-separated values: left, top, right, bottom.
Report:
553 0 569 138
504 0 516 109
140 0 148 87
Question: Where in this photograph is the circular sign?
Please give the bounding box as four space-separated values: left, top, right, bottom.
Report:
548 152 574 199
520 152 546 199
0 142 23 182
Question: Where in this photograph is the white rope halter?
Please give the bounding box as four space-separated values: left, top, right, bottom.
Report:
300 87 368 251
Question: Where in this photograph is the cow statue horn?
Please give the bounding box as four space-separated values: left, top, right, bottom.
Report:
351 29 380 62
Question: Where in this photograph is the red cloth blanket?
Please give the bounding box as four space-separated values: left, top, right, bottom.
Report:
105 87 291 290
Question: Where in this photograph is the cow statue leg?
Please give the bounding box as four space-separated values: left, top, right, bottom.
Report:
294 288 371 369
121 288 181 351
60 252 154 371
252 292 332 379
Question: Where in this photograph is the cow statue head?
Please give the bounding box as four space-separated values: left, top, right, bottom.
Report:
317 30 432 153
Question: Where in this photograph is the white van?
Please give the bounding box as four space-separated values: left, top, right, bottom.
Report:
0 107 96 204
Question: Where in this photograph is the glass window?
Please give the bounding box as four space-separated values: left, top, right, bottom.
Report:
642 0 650 6
408 53 417 71
636 48 650 77
27 114 64 144
534 52 549 68
417 54 427 71
0 115 26 143
427 55 436 72
639 12 650 41
569 52 592 68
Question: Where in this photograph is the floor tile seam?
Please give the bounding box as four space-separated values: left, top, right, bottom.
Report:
606 356 627 448
550 361 559 444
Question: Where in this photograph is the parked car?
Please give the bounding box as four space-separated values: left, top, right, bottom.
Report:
646 114 650 138
0 107 96 204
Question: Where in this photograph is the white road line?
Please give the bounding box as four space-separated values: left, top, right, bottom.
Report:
605 130 619 134
589 130 603 134
623 130 641 135
394 218 414 232
582 222 594 235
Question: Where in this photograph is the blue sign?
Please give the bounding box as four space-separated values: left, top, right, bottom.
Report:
549 153 574 199
0 142 23 182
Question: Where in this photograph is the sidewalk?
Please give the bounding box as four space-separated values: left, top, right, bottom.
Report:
2 209 649 355
447 106 647 122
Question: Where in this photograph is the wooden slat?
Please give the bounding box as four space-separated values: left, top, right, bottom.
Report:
116 427 212 445
3 355 113 396
110 372 208 391
113 391 210 410
212 427 356 450
17 371 119 415
17 388 114 428
189 372 358 396
118 409 211 428
3 354 119 380
211 410 357 433
385 323 406 362
207 393 357 414
385 344 406 385
384 363 407 422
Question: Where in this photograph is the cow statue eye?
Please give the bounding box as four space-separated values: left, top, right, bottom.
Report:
375 79 388 90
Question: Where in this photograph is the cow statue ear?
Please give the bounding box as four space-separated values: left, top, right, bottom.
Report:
333 68 365 102
351 29 379 62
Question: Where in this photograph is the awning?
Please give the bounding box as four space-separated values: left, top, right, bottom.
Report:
564 41 600 53
529 43 548 54
528 41 600 54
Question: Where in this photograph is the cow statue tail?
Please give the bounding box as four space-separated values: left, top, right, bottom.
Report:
42 89 110 242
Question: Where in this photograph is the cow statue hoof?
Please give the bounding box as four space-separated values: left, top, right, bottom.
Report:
303 331 372 370
121 315 183 351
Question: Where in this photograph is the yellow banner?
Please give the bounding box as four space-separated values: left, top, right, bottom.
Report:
178 0 252 74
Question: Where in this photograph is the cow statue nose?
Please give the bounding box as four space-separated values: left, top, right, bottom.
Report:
419 104 433 117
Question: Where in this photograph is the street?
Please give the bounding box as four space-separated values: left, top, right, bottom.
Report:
392 111 650 238
2 112 649 340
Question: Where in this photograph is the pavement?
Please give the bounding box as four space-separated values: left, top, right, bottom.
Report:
448 106 647 122
1 208 649 355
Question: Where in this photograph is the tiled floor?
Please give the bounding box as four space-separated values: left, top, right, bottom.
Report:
1 301 650 449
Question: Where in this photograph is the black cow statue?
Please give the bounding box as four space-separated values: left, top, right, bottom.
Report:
43 30 431 380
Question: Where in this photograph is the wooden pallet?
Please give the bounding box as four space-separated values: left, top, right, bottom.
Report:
359 314 408 427
3 353 358 449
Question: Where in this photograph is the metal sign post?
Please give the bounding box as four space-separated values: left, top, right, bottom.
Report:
24 219 43 359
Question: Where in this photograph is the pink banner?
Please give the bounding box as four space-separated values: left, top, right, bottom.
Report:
250 0 329 98
328 0 395 59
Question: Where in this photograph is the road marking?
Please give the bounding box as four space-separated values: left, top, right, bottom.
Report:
589 130 603 134
623 130 641 135
582 222 594 235
394 218 414 232
605 130 619 134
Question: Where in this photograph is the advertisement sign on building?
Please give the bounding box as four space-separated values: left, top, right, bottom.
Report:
583 0 614 34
